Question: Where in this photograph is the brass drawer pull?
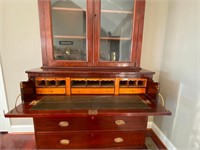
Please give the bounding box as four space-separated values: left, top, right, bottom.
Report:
114 137 124 143
60 139 70 145
115 120 125 126
59 121 69 127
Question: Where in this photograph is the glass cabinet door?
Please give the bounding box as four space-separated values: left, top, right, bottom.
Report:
51 0 87 61
93 0 144 67
100 0 134 62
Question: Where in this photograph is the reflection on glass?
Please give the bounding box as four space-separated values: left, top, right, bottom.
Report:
100 0 134 62
51 0 87 61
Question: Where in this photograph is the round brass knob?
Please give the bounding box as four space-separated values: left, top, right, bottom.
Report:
60 139 70 145
59 121 69 127
114 137 124 143
115 120 125 126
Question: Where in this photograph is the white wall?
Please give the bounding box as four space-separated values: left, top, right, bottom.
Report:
141 0 169 82
154 0 199 149
0 0 42 126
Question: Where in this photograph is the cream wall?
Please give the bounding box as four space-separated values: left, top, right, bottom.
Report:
0 0 42 125
154 0 199 149
141 0 169 82
141 0 169 122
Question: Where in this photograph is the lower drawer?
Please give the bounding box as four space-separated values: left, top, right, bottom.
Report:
35 131 146 149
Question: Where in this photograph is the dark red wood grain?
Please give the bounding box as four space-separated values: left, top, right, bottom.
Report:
34 116 147 131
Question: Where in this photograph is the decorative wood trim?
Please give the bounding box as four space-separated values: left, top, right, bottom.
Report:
135 0 146 67
131 0 145 68
38 0 48 66
66 77 71 95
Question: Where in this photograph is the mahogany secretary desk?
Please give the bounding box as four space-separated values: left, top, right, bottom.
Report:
5 0 171 149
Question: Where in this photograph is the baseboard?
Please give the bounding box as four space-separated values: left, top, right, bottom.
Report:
151 122 176 150
147 121 153 128
9 125 34 133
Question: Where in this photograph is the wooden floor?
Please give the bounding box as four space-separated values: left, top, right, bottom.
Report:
0 130 166 149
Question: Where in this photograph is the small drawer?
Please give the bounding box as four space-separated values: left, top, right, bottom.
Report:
34 116 147 132
119 88 146 94
35 131 146 149
71 88 114 94
36 88 65 94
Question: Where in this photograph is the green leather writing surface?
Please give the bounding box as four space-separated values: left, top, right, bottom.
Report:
31 95 150 110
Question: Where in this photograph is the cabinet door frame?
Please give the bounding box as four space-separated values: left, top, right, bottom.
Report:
93 0 145 67
38 0 94 67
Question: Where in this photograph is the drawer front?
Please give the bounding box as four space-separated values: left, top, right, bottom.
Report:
34 116 147 132
93 130 146 148
119 88 146 94
36 88 65 94
36 131 146 149
34 117 93 132
71 88 114 94
35 132 91 149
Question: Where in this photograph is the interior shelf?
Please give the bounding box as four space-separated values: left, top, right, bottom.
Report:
53 35 86 39
53 36 130 40
52 7 86 12
52 7 132 14
100 37 130 40
101 9 132 14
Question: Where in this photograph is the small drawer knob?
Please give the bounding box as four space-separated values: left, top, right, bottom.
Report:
59 121 69 127
115 120 125 126
114 137 124 143
60 139 70 145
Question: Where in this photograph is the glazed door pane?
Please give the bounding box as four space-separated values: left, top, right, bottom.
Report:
100 0 134 62
51 0 87 61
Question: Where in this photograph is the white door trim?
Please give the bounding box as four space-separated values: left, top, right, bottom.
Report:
0 61 10 132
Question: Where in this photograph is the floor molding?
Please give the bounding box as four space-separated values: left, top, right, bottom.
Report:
151 123 176 150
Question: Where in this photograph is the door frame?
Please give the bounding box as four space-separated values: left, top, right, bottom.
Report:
0 61 10 132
